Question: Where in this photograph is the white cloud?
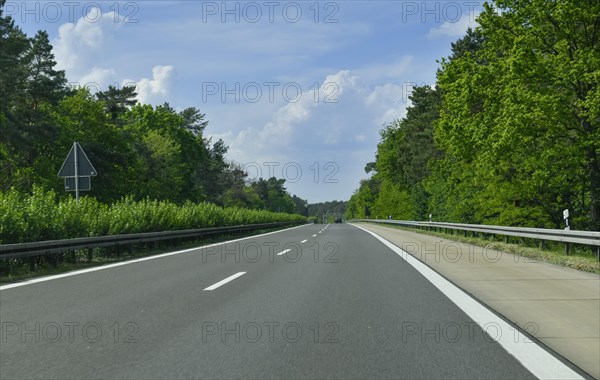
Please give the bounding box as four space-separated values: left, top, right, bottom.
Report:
52 7 175 104
427 10 479 39
226 71 361 157
202 63 428 202
124 65 175 105
216 69 410 201
77 67 116 91
53 7 124 76
365 83 412 125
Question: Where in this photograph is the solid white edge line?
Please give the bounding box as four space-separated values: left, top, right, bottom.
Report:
276 249 292 256
203 272 246 291
0 223 310 291
300 239 308 243
349 223 584 380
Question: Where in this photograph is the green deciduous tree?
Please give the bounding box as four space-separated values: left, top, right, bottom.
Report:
435 0 599 228
350 1 598 230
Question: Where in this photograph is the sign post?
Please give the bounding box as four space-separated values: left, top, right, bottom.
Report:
58 142 97 204
74 140 79 203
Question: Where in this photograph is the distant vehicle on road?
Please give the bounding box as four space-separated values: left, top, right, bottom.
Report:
335 218 342 223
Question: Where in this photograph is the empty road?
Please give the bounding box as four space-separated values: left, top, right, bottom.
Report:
0 224 586 379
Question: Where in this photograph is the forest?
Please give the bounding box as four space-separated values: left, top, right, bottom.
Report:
308 200 347 223
0 0 307 244
0 27 301 207
346 0 600 231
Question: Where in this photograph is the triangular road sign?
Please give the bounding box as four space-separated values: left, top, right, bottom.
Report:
58 142 97 177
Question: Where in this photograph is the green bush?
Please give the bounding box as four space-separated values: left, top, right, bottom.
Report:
0 187 305 244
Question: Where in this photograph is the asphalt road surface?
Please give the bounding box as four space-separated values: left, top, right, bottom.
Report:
0 223 582 379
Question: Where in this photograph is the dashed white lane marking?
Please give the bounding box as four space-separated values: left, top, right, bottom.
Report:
300 239 308 243
203 272 246 291
276 249 292 256
312 234 317 237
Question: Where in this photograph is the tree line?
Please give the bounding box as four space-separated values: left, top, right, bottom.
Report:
308 200 347 222
0 0 306 214
346 0 599 231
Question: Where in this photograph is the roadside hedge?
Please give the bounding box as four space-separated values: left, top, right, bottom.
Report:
0 187 305 244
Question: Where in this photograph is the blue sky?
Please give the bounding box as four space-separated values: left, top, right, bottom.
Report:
6 0 481 203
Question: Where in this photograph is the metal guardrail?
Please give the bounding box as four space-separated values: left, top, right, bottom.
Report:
352 219 600 258
0 221 305 260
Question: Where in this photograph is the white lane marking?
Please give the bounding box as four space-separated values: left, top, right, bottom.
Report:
0 224 310 291
312 234 317 237
349 223 583 380
276 249 292 256
318 231 322 234
203 272 246 291
300 239 308 243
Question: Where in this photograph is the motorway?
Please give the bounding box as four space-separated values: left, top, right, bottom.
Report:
0 223 586 379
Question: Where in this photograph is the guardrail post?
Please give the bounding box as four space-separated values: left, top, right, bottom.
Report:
86 247 93 262
29 256 35 271
565 242 570 256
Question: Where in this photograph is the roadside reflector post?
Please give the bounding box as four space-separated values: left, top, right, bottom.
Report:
563 208 570 230
563 209 570 256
